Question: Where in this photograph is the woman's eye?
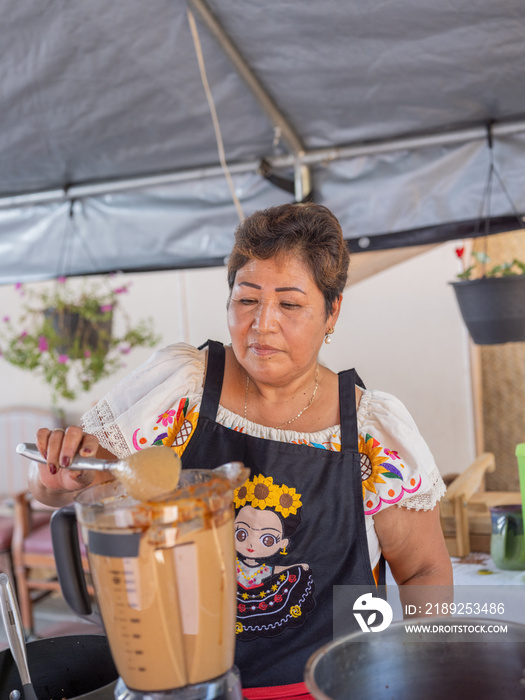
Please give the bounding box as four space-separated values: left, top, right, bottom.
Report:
238 298 257 305
261 534 277 547
281 302 300 309
236 529 247 542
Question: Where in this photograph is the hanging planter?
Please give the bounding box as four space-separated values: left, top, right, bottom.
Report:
450 123 525 345
43 307 113 359
450 273 525 345
0 276 159 402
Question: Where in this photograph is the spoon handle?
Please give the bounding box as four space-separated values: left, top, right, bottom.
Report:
16 443 110 472
0 573 38 698
22 685 38 700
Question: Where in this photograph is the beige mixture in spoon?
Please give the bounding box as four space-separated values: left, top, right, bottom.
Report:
111 446 182 501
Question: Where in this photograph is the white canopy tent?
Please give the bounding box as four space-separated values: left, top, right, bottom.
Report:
1 0 525 283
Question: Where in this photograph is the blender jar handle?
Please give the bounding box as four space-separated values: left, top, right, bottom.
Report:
50 507 102 627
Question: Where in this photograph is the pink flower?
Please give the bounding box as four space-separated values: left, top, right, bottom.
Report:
100 304 113 313
84 350 91 358
114 287 128 295
119 345 131 355
14 282 24 296
57 354 69 364
384 449 400 460
38 336 49 352
156 410 176 427
2 316 9 322
57 276 67 284
19 331 27 339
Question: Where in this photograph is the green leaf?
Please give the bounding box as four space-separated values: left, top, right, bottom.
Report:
457 265 475 280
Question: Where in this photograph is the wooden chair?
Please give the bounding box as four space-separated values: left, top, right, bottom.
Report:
440 452 522 557
0 508 51 584
11 491 93 635
0 515 16 581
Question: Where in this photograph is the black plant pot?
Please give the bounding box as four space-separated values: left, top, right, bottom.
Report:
44 308 113 358
450 275 525 345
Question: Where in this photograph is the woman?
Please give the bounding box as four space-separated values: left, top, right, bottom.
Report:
31 203 452 695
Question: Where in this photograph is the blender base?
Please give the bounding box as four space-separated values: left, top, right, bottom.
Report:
113 667 243 700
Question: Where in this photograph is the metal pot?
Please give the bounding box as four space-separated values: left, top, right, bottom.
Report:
305 617 525 699
0 634 118 699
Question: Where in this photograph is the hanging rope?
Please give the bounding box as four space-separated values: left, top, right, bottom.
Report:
475 122 525 276
56 199 107 280
69 200 103 273
187 8 245 223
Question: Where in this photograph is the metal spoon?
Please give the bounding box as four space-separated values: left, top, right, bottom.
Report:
0 573 38 700
16 442 181 501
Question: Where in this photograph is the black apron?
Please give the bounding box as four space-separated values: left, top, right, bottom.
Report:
181 341 383 687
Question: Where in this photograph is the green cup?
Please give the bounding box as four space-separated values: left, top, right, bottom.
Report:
490 505 525 571
516 443 525 519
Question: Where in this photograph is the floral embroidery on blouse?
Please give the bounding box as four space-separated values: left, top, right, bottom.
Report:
129 399 422 511
359 433 422 515
132 397 199 458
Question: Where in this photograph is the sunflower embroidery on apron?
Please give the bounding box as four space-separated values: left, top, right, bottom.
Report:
233 474 315 640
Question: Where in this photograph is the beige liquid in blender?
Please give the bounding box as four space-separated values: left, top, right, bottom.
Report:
84 500 236 691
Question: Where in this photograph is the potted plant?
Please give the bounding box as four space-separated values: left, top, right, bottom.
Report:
0 275 159 402
451 247 525 345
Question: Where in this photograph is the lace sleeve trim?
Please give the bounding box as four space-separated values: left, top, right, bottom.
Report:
81 399 132 459
398 467 447 511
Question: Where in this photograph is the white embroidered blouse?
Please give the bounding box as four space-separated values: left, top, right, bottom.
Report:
82 343 446 572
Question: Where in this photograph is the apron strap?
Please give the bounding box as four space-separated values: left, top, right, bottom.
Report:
338 368 364 451
199 339 225 421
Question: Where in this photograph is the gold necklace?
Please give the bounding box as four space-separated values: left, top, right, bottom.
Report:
244 368 320 429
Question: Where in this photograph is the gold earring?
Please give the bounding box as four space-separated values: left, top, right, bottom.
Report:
280 546 288 556
324 327 335 344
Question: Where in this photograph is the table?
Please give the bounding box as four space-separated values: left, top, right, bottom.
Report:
386 553 525 624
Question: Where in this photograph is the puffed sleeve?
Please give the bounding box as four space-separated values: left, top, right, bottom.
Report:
357 389 446 516
81 343 206 458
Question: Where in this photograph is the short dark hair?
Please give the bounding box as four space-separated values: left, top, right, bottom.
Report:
227 203 349 317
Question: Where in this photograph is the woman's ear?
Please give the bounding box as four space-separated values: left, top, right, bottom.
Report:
328 294 343 326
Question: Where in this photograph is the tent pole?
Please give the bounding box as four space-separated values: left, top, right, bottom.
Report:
2 119 525 209
188 0 305 158
188 0 312 201
294 164 312 202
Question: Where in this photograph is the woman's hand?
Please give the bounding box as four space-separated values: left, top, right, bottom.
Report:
29 426 107 507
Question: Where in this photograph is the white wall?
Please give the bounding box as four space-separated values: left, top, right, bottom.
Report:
0 241 475 476
322 241 475 476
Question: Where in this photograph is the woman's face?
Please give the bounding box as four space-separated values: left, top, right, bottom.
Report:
227 254 340 386
235 505 288 561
